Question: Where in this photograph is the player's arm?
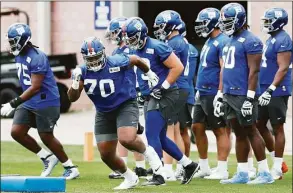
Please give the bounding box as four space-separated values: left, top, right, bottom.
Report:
163 52 184 88
218 58 224 92
247 53 261 97
67 68 84 102
271 51 292 88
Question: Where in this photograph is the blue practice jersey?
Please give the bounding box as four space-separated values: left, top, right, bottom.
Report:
15 47 60 109
222 30 263 96
196 33 229 96
167 34 190 90
186 43 199 105
80 54 136 112
260 30 292 96
133 37 176 90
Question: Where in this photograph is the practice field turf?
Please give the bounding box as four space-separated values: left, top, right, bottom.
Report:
1 141 292 193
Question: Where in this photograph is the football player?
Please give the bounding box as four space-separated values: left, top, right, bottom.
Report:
257 8 292 180
192 8 231 180
176 20 199 180
214 3 274 184
105 17 148 179
1 23 79 180
123 17 199 185
153 10 190 181
67 37 163 190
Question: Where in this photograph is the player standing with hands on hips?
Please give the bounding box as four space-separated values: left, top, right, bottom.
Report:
1 23 80 180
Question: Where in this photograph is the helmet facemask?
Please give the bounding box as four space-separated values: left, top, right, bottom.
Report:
261 17 277 33
124 32 145 50
153 23 170 41
194 20 215 38
105 28 122 45
83 49 106 72
7 35 30 56
220 17 237 36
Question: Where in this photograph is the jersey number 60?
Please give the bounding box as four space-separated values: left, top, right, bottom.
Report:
223 46 236 69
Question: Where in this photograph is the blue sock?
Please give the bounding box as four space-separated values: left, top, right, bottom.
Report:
160 125 183 161
145 110 164 159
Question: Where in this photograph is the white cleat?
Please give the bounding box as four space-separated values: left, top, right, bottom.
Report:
204 169 229 180
113 176 139 190
270 168 283 180
193 169 211 178
163 169 176 181
175 166 184 180
63 166 80 180
248 167 257 179
40 154 59 177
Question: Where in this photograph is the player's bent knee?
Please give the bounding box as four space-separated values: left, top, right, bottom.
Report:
117 126 137 146
11 125 28 140
97 141 117 161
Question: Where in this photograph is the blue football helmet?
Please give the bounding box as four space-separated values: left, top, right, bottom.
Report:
178 20 187 37
220 3 246 36
153 10 182 41
105 17 128 45
123 17 148 50
80 37 106 71
7 23 31 56
261 8 288 33
194 8 221 38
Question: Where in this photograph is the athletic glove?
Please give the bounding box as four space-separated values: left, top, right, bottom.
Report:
1 97 23 117
241 97 254 117
258 85 276 106
213 90 223 107
195 91 200 102
214 96 224 117
71 68 82 90
145 70 159 89
137 92 145 106
150 80 170 100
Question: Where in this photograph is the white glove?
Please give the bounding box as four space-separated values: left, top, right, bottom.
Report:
241 98 253 117
213 90 223 107
146 70 159 88
214 97 224 117
71 68 82 90
258 85 275 106
1 103 15 117
195 91 200 101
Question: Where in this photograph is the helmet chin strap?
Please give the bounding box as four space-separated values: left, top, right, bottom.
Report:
12 36 31 56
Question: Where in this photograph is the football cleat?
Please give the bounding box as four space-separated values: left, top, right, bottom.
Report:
62 166 80 180
271 168 283 180
247 171 274 185
204 169 229 180
109 171 123 179
181 162 200 184
193 168 211 178
248 167 257 179
146 168 153 175
175 165 184 180
220 172 249 184
163 169 176 181
142 174 165 186
134 167 147 178
40 154 59 177
282 161 288 173
113 176 139 190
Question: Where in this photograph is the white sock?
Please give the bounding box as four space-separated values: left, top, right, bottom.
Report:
143 146 163 173
248 157 254 170
237 162 248 173
269 151 275 160
273 157 283 171
122 168 137 181
178 155 192 167
217 160 228 172
257 159 270 172
136 160 145 169
199 158 210 171
62 159 74 167
121 157 128 165
165 164 173 171
37 148 51 159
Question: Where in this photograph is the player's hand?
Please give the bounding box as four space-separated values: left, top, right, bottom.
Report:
146 70 159 88
214 97 224 117
258 88 273 106
150 88 164 100
195 91 200 101
1 103 15 117
241 97 254 117
71 68 82 90
213 90 223 107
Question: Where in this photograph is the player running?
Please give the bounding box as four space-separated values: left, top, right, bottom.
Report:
67 36 163 190
153 10 189 181
257 7 292 180
192 7 231 180
105 17 148 179
214 3 274 184
1 23 79 180
123 17 199 185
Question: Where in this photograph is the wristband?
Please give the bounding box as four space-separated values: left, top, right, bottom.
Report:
217 90 223 98
9 97 23 108
269 84 276 91
146 70 153 76
247 90 255 99
162 80 171 89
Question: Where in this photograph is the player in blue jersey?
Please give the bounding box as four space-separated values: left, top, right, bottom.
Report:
153 11 190 180
257 8 292 180
105 17 148 179
192 8 231 180
1 23 79 180
67 36 165 190
174 20 199 180
123 17 199 185
214 3 274 184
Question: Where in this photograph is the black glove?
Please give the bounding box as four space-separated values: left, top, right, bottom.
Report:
241 97 254 117
150 87 167 100
137 92 145 106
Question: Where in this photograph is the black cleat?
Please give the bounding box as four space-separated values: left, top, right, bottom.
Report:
146 168 153 175
181 162 200 184
142 174 165 186
134 167 147 178
108 171 123 179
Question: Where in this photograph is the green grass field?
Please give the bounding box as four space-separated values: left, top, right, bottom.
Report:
1 141 292 193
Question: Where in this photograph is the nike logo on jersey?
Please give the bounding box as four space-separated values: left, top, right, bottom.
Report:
253 43 259 47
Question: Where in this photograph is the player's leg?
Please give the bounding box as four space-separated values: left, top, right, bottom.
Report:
108 142 127 179
163 121 176 181
192 99 211 178
268 96 289 179
247 146 256 179
36 107 79 180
